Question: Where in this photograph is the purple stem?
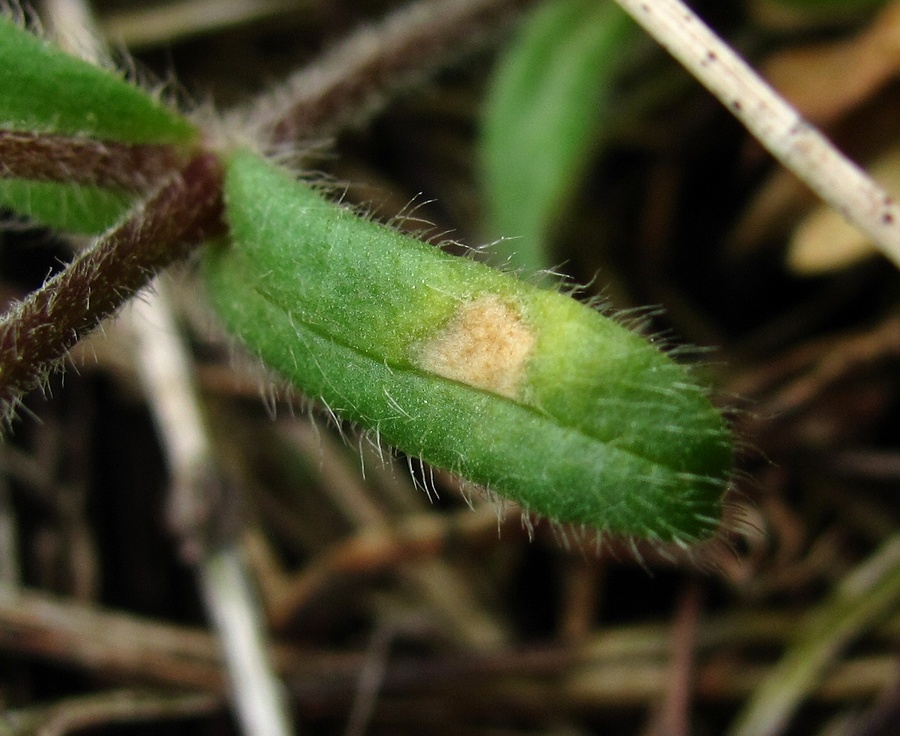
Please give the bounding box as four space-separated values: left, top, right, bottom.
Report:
0 129 189 192
0 153 224 417
253 0 532 145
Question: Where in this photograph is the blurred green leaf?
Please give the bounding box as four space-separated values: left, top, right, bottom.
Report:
480 0 635 273
0 179 132 234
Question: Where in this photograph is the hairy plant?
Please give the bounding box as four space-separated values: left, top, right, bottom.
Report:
206 150 731 541
0 0 732 543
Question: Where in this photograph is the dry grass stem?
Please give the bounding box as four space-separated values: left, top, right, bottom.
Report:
614 0 900 270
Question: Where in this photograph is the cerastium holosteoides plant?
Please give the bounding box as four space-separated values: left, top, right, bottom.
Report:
206 149 731 541
0 0 741 546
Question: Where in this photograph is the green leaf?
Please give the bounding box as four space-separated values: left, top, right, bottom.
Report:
0 15 195 144
205 151 731 542
480 0 635 272
0 179 132 234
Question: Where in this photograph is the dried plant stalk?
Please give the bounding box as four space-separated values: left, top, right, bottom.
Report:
613 0 900 270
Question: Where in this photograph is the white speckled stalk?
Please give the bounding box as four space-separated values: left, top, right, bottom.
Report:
613 0 900 271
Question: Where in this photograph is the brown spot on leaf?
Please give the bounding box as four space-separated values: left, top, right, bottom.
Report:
416 295 534 399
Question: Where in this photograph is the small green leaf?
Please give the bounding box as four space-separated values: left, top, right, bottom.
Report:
481 0 635 272
205 151 731 542
0 179 132 234
0 15 195 144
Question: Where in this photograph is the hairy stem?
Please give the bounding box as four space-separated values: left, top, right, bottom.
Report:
0 129 189 192
0 153 224 418
243 0 533 146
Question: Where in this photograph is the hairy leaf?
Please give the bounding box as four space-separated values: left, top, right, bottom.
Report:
0 15 195 144
205 151 732 542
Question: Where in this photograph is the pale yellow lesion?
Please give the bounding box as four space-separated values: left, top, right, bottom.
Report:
414 295 534 400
